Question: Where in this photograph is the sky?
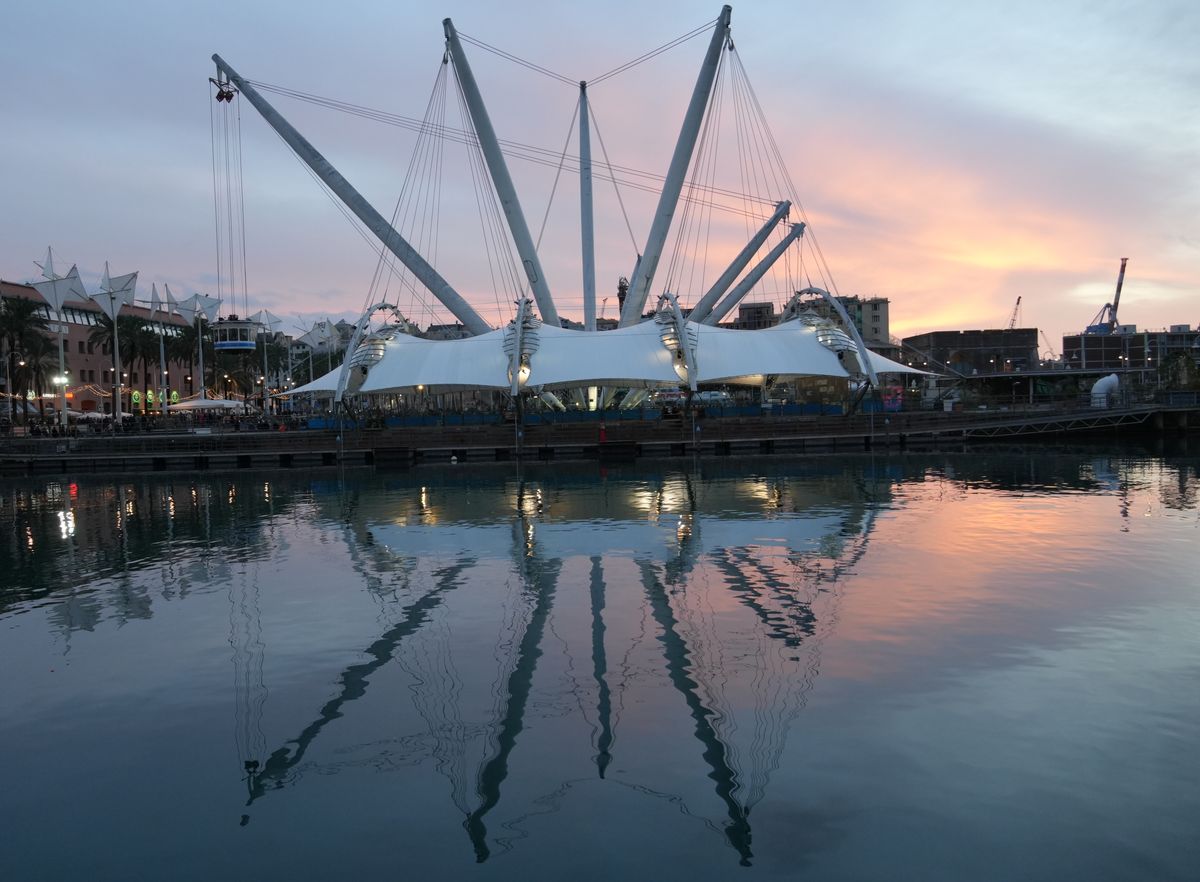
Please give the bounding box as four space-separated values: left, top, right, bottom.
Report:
1 0 1197 348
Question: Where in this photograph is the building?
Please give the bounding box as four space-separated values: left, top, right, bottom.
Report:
730 301 777 330
792 294 891 347
901 328 1039 375
1061 325 1200 372
1 279 195 416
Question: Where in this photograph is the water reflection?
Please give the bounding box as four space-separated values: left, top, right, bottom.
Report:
2 451 1198 876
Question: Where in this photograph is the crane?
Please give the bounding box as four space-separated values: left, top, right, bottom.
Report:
1008 295 1021 330
1085 258 1129 335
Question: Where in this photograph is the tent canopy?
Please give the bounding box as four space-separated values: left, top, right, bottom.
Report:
168 398 251 411
279 320 933 398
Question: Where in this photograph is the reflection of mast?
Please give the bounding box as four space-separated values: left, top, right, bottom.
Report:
638 562 754 867
245 560 472 804
463 509 563 864
588 556 613 778
230 561 268 798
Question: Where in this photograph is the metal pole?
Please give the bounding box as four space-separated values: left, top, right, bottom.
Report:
212 54 491 336
56 313 67 429
111 294 122 428
261 329 270 416
621 5 732 326
580 82 596 332
443 21 559 327
689 201 790 323
158 326 168 418
196 315 207 400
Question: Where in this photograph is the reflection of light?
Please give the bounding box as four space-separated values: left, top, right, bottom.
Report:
125 500 135 516
168 496 176 519
263 482 271 503
420 487 428 511
676 513 693 543
525 521 535 556
228 486 237 505
57 510 76 538
25 525 34 550
517 485 545 517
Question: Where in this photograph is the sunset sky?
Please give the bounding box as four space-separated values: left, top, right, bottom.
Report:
2 0 1196 347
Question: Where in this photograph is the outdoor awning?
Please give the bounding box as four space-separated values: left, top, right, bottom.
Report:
283 320 933 398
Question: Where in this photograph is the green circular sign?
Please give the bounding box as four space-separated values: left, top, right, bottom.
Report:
131 390 142 404
170 391 180 404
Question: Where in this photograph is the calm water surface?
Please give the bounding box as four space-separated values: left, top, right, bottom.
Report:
1 452 1197 881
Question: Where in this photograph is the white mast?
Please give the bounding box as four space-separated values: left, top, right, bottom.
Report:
579 82 597 331
211 54 491 337
443 19 560 328
31 251 86 429
620 5 732 326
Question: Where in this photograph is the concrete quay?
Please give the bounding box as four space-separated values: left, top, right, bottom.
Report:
1 400 1196 476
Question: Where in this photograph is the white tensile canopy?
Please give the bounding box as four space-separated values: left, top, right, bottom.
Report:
360 328 514 392
279 321 929 398
168 398 250 411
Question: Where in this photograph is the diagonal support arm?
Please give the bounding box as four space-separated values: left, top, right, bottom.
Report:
620 5 732 327
443 20 560 328
212 53 491 336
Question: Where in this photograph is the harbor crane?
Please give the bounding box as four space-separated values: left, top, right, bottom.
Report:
1085 258 1129 335
1007 295 1021 330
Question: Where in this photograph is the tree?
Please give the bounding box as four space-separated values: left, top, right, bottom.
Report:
89 314 145 414
0 296 49 423
1158 351 1200 390
133 324 162 412
18 332 61 419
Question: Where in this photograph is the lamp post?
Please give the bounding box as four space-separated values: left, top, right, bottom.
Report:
16 360 26 425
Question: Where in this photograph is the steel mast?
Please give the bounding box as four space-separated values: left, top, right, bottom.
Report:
579 82 597 332
620 5 732 327
210 54 491 337
443 19 560 328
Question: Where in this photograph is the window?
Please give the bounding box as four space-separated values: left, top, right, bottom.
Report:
88 370 96 383
87 342 94 354
102 370 109 384
78 340 85 353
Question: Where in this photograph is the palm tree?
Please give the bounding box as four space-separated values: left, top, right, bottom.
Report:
0 297 49 423
89 314 145 414
16 333 63 420
169 319 215 397
133 324 161 412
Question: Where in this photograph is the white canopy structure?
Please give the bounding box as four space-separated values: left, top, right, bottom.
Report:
169 398 250 411
278 310 927 401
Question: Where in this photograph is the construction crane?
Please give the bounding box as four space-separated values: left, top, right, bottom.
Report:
1007 295 1022 330
1085 258 1129 335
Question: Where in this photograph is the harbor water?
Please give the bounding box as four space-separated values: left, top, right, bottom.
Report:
1 450 1197 880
